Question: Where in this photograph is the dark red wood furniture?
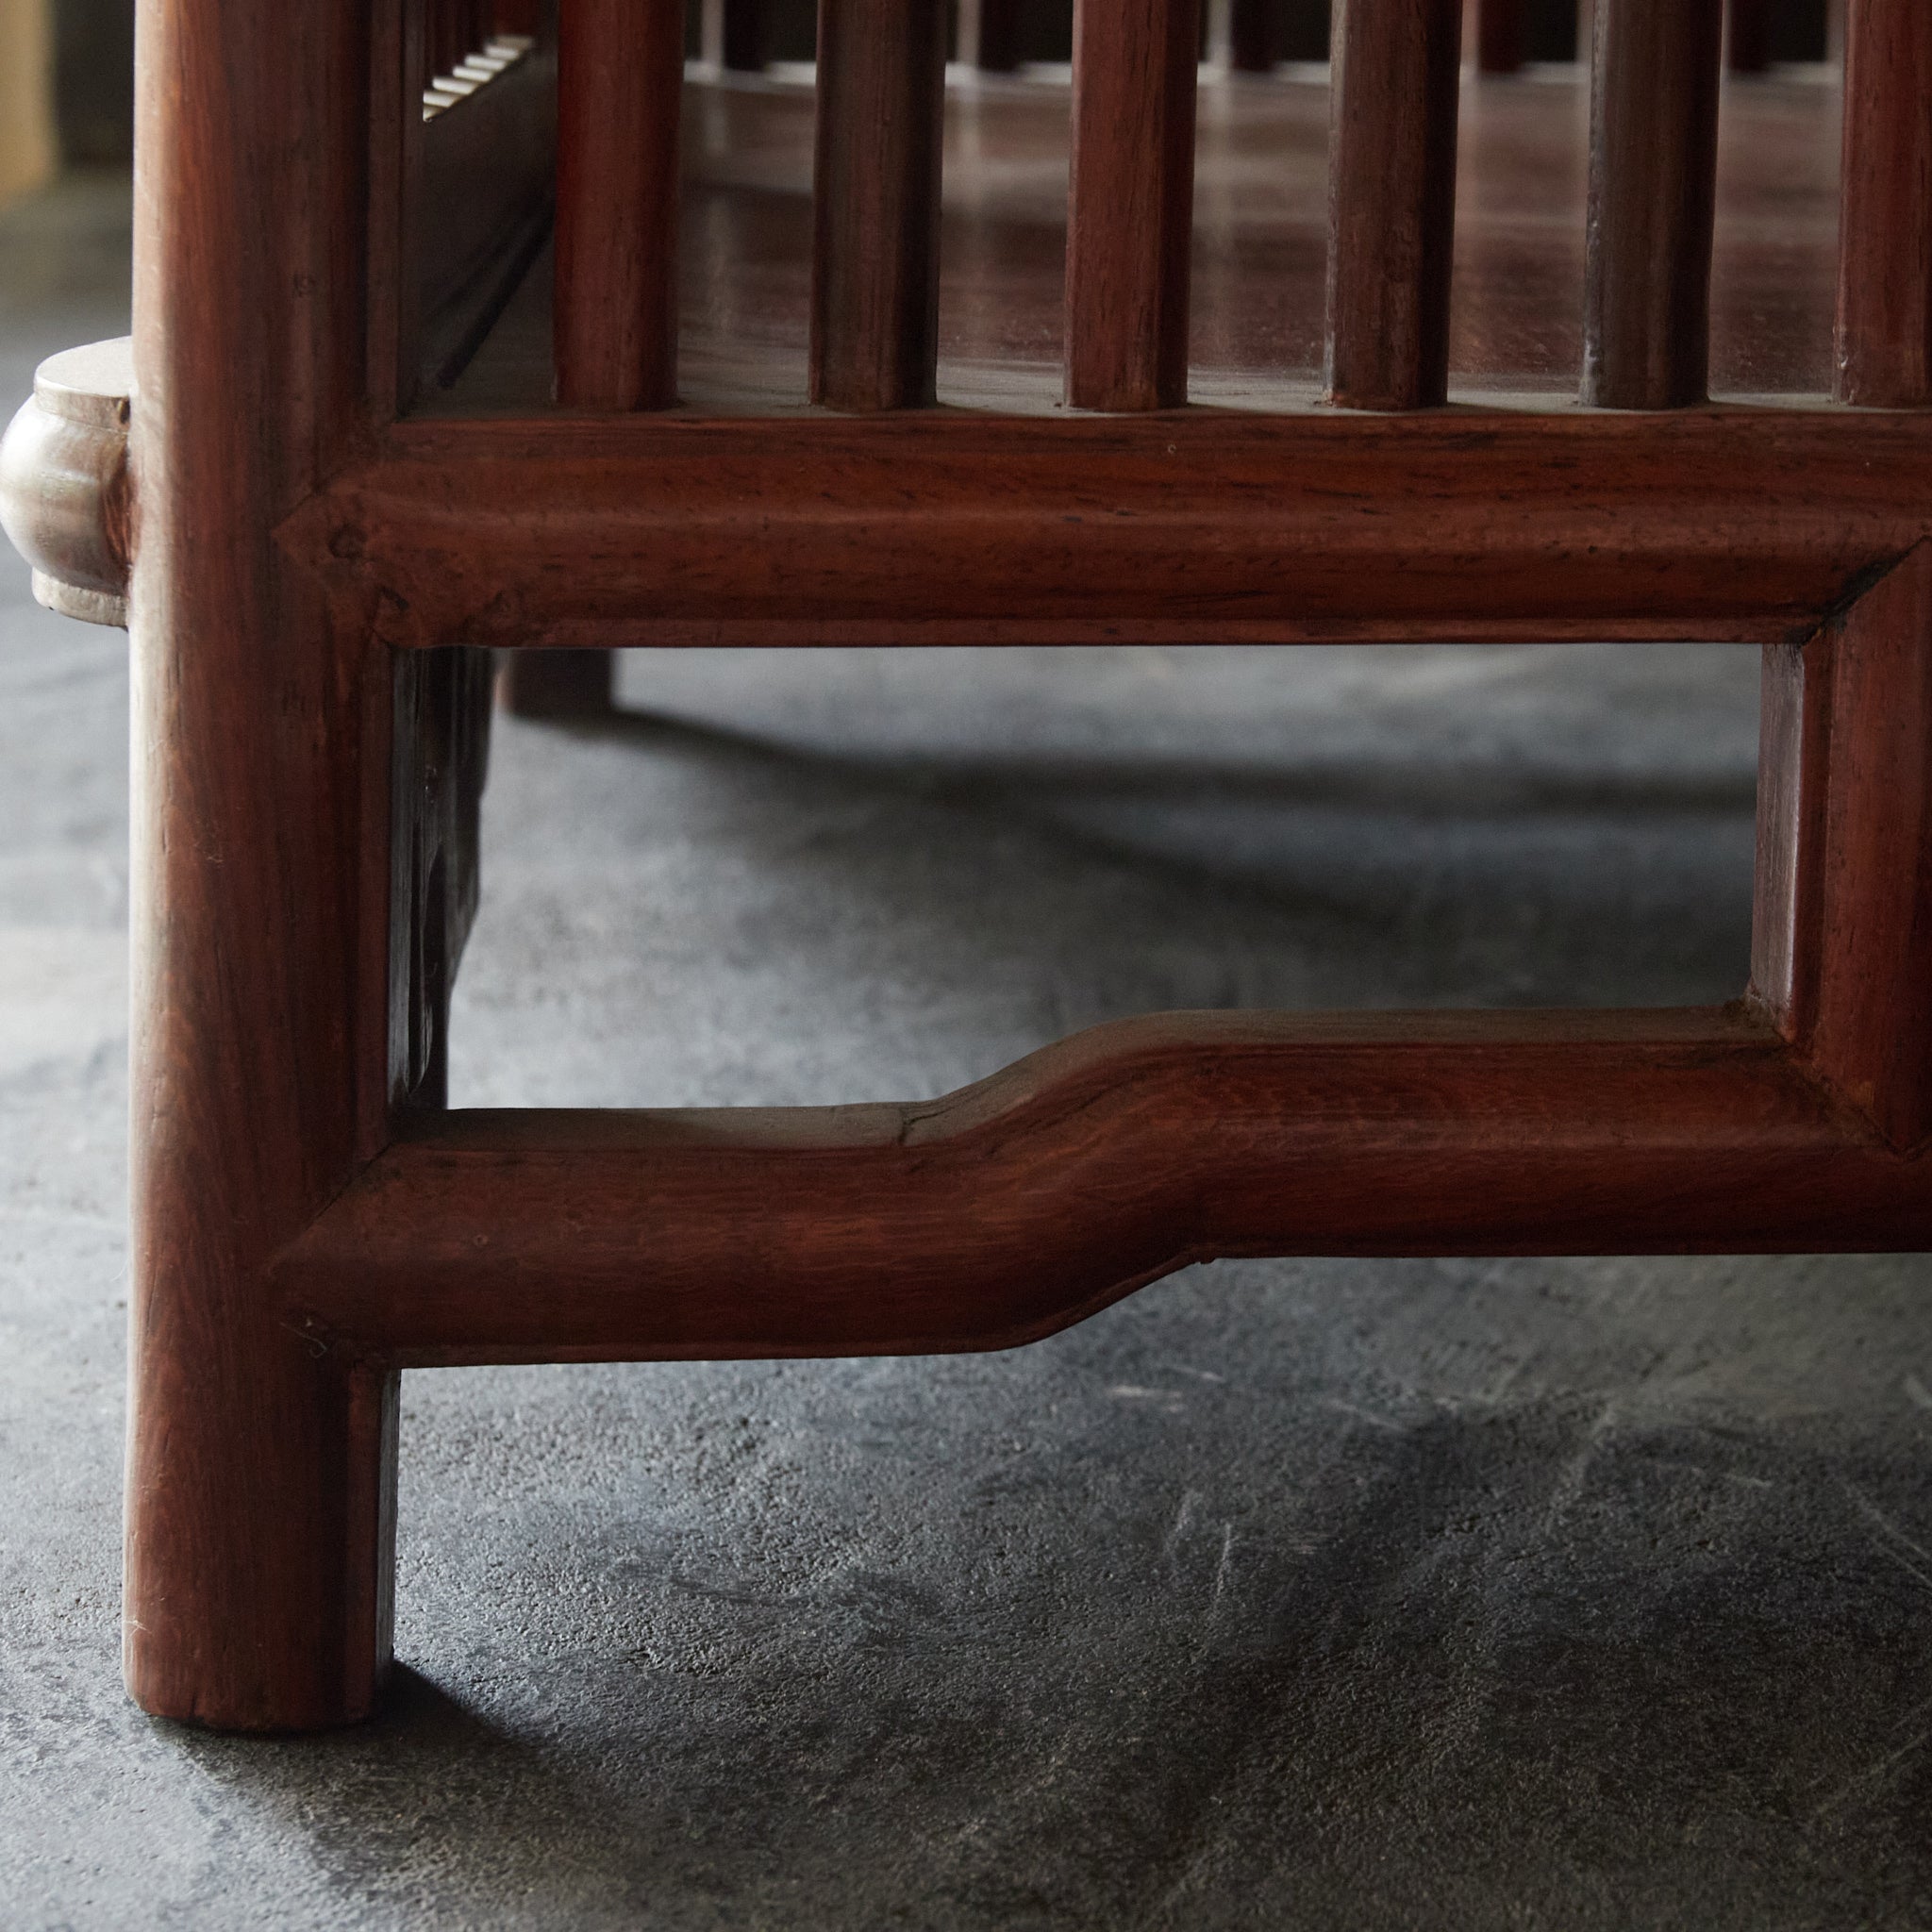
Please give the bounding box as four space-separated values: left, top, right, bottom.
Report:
1 0 1927 1732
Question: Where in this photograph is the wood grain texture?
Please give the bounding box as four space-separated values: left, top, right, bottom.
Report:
276 1008 1932 1370
108 0 1932 1740
1584 0 1724 408
1789 545 1932 1150
1065 0 1203 409
1836 0 1932 406
296 408 1932 649
1326 0 1464 409
1474 0 1525 73
124 0 400 1730
809 0 949 411
555 0 684 409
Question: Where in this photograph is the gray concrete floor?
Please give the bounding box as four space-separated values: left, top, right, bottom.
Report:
6 176 1932 1930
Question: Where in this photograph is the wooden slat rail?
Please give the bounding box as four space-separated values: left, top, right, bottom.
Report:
1325 0 1464 410
298 409 1932 648
1836 0 1932 408
1066 0 1204 409
277 1008 1932 1369
1584 0 1725 408
809 0 950 411
554 0 683 410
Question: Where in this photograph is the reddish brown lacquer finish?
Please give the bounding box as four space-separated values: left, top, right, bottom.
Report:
1066 0 1203 409
0 0 1924 1739
1326 0 1464 409
311 409 1931 647
1774 549 1932 1151
809 0 949 411
555 0 683 409
123 0 399 1728
1836 0 1932 407
1584 0 1725 408
278 1009 1932 1370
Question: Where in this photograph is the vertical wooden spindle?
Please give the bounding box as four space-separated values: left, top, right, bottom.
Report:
541 0 683 718
1230 0 1281 71
1474 0 1525 73
1835 0 1932 406
556 0 684 411
1066 0 1204 410
1582 0 1724 408
1325 0 1464 410
1726 0 1773 72
808 0 949 411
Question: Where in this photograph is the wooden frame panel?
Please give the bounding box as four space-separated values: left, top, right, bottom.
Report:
24 0 1924 1734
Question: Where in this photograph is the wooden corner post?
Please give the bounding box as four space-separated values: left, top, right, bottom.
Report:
123 0 401 1727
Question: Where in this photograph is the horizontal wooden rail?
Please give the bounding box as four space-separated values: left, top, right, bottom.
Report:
276 1009 1932 1367
291 408 1932 648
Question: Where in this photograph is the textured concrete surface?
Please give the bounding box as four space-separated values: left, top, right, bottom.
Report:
7 176 1932 1929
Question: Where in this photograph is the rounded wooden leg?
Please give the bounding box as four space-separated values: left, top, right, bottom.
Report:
125 1352 396 1730
125 0 426 1732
